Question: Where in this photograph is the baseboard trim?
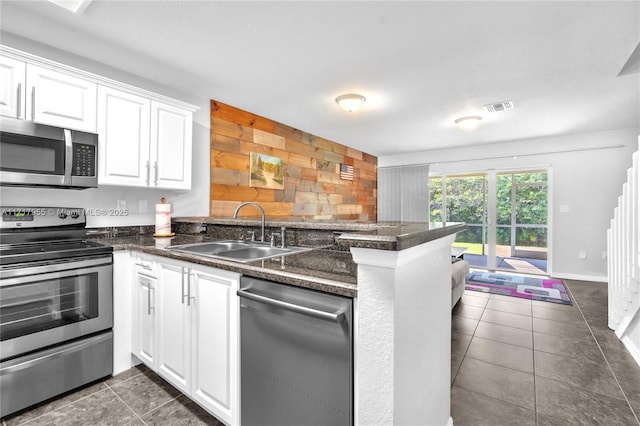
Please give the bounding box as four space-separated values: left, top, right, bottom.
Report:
621 335 640 368
551 272 607 283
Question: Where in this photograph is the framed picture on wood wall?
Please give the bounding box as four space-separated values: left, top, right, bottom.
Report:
249 152 284 190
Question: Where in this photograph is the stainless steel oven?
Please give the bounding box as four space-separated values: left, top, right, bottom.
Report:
0 117 98 189
0 207 113 418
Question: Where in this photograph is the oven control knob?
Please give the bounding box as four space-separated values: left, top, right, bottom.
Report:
70 211 80 219
58 211 68 219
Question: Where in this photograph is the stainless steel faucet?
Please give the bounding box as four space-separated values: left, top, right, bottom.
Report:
232 202 266 242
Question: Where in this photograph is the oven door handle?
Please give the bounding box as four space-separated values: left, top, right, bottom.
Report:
0 256 112 283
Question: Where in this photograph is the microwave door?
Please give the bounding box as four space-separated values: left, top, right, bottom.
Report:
0 131 67 187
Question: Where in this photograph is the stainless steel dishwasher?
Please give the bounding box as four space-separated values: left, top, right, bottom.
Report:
238 276 353 426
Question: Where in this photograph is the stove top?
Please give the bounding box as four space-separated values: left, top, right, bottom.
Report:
0 239 112 266
0 206 112 265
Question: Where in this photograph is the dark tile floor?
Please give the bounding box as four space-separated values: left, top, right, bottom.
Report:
3 279 639 425
452 278 640 426
1 364 224 426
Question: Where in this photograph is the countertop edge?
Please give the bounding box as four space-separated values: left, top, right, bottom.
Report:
106 241 358 298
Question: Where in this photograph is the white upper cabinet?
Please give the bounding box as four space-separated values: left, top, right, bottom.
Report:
98 91 193 190
150 102 193 190
0 56 26 119
98 86 151 187
1 46 197 190
26 64 97 132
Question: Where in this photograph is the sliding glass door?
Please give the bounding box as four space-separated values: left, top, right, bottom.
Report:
430 173 488 268
496 171 548 273
430 169 549 274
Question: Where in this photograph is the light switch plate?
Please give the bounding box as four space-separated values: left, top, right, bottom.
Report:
116 200 126 211
559 205 570 213
139 200 148 213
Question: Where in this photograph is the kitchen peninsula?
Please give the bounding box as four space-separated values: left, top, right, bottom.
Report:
101 219 465 426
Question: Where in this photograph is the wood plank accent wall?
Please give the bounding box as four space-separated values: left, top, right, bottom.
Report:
210 100 377 221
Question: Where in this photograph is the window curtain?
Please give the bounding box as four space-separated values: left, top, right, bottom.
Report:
378 164 429 222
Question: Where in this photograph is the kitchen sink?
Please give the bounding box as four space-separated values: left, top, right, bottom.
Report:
167 240 312 262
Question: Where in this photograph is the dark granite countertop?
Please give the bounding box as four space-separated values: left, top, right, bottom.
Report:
93 234 359 297
94 220 465 298
174 217 467 251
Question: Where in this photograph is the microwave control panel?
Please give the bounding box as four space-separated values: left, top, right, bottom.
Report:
72 143 96 177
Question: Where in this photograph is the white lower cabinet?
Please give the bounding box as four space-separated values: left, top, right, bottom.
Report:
189 266 238 421
131 253 239 425
132 254 157 368
156 259 191 393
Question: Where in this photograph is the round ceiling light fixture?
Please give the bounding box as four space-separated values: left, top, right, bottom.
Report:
454 115 482 130
335 94 366 112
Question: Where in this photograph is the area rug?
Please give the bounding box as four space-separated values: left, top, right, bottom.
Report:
465 271 572 305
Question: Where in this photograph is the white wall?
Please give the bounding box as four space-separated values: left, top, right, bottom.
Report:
379 128 638 280
0 33 210 227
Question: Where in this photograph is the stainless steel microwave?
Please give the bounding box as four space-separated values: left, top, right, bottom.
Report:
0 117 98 189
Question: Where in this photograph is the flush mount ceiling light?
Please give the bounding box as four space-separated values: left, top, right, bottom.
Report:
454 116 482 130
47 0 93 13
335 94 366 112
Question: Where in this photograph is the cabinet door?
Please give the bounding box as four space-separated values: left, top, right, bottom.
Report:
113 251 134 376
150 101 192 190
97 86 151 186
156 260 191 393
134 273 156 368
190 266 239 424
26 64 97 132
0 56 26 119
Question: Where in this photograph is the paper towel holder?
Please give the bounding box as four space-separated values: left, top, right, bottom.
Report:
154 197 176 238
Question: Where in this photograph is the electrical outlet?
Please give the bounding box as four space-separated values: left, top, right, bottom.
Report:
578 251 587 260
602 251 608 260
139 200 148 213
116 200 126 211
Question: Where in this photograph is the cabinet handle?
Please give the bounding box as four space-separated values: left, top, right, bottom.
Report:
147 284 155 315
31 87 35 120
145 161 150 186
135 262 152 271
153 161 158 186
187 271 193 306
181 267 186 304
16 83 21 118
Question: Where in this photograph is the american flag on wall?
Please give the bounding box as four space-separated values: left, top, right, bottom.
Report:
340 164 354 181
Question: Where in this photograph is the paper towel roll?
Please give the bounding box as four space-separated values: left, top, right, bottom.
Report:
155 237 172 249
155 203 172 235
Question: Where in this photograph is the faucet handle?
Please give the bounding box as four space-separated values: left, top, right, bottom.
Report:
270 232 280 247
246 230 256 242
280 227 287 248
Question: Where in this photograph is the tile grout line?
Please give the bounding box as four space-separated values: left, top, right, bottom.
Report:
452 383 537 414
529 302 537 421
5 381 110 426
105 370 184 423
451 295 486 384
563 281 640 426
103 377 149 425
4 368 148 426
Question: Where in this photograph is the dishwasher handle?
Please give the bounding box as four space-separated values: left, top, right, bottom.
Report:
237 289 345 323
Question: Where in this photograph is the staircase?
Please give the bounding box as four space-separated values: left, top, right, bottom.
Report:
608 136 640 367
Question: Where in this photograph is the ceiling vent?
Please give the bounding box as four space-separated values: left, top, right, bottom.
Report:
483 101 514 113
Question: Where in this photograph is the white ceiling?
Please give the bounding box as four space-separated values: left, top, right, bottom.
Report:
1 0 639 157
